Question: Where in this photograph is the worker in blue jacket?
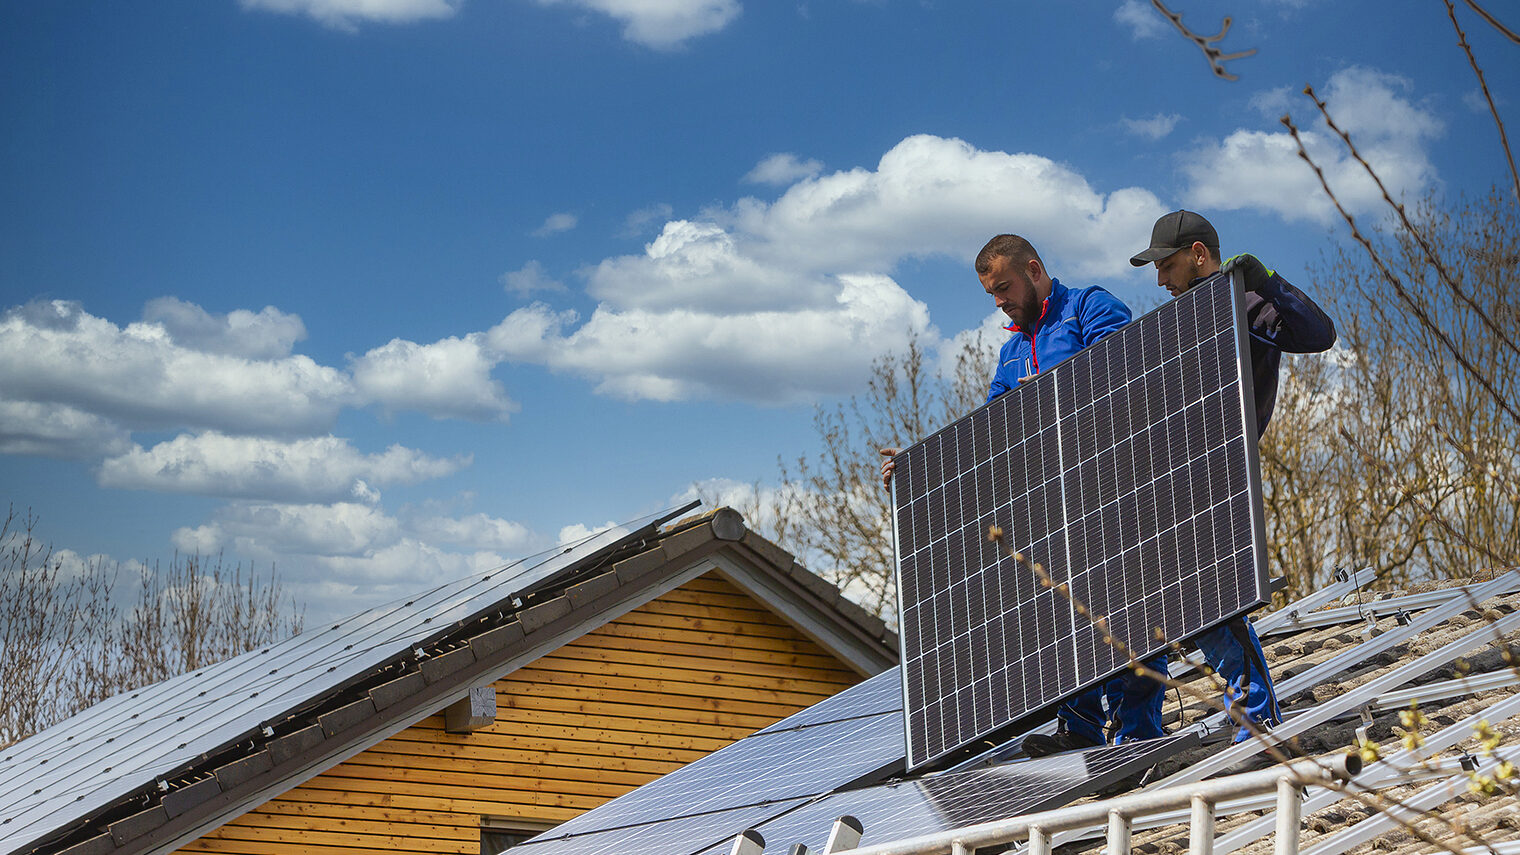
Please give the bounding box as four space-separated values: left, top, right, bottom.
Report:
882 233 1169 754
1131 209 1337 746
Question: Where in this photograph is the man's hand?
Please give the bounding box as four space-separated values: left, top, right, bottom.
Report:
879 447 900 488
1223 253 1275 292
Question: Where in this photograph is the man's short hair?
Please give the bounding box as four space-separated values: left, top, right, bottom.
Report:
976 234 1043 275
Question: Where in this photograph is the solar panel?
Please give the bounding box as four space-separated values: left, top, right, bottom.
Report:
892 273 1267 770
695 733 1199 855
754 666 903 735
533 708 903 842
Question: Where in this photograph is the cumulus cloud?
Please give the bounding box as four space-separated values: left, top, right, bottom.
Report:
0 400 133 459
0 299 351 438
490 274 932 403
500 260 566 298
410 512 540 552
1182 67 1443 223
556 520 627 545
350 333 518 421
169 500 547 620
487 134 1166 404
1120 113 1182 140
240 0 462 30
1115 0 1168 39
97 432 468 502
142 297 308 359
723 134 1165 280
744 153 824 185
174 502 401 557
532 212 578 237
582 219 840 312
535 0 741 49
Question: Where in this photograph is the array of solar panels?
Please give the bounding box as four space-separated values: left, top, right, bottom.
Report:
512 662 1197 855
892 273 1269 770
0 504 692 855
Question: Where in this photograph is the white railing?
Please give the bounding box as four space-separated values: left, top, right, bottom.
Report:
744 754 1362 855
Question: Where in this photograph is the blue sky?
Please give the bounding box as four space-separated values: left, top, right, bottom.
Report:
2 0 1513 622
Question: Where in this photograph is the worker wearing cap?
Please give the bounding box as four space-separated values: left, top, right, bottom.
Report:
1131 209 1337 741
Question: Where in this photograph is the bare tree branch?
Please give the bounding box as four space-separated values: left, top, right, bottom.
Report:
1279 112 1520 426
1150 0 1257 80
1462 0 1520 43
1446 0 1520 202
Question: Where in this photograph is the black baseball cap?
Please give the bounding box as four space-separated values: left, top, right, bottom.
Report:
1130 210 1219 266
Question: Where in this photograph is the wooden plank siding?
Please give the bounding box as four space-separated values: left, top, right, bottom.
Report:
177 573 865 855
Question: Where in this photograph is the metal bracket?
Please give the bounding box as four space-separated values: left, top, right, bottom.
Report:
1355 703 1375 745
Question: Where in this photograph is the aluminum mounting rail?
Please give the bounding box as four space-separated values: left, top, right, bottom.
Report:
1172 568 1377 681
1299 744 1519 855
1259 573 1520 638
1045 643 1520 853
1200 570 1520 734
1255 567 1378 636
1165 600 1520 786
1211 689 1520 855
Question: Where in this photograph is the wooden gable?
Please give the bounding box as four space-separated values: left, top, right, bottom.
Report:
177 572 865 855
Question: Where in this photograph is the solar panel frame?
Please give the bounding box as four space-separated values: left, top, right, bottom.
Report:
892 273 1268 771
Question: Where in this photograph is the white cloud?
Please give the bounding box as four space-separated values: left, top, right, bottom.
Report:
532 212 578 237
310 537 506 583
1120 113 1182 140
490 275 932 403
410 512 540 552
171 501 545 619
97 432 469 502
240 0 462 30
1462 88 1503 114
0 400 133 459
724 134 1165 280
557 520 626 545
487 133 1166 404
349 333 518 421
1182 67 1443 223
1115 0 1168 39
582 219 839 312
0 300 352 437
535 0 741 49
174 502 402 557
937 311 1006 385
500 260 566 298
744 153 824 185
142 297 307 359
621 202 675 237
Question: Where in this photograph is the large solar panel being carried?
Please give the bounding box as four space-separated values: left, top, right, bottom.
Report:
891 272 1267 770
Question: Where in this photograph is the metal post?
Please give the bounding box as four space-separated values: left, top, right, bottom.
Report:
730 829 765 855
1029 825 1051 855
1274 776 1302 855
1106 809 1131 855
1189 795 1215 855
824 816 864 854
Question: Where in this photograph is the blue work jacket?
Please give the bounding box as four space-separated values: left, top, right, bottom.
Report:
987 278 1133 403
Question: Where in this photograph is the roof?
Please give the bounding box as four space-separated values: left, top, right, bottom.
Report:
510 570 1520 855
0 504 898 855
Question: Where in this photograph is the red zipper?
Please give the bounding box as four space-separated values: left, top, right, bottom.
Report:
1008 298 1051 375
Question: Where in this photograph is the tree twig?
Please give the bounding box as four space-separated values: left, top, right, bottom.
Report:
1150 0 1256 80
1446 0 1520 202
